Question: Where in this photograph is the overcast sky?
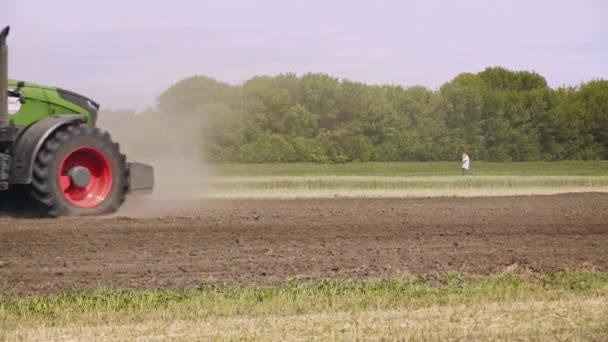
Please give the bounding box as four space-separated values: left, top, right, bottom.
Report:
3 0 607 109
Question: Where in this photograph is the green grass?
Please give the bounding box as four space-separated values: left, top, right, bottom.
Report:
2 272 608 340
215 161 608 177
209 175 608 190
161 161 608 198
2 272 607 319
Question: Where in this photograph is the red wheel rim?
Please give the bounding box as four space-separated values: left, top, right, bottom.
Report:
59 147 113 208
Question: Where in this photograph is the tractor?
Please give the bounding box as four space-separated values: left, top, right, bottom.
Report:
1 26 154 216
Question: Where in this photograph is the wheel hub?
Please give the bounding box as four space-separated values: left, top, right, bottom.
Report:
67 166 91 188
59 147 113 208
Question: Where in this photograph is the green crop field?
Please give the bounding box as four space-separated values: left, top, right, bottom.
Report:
2 272 607 341
180 161 608 199
214 161 608 177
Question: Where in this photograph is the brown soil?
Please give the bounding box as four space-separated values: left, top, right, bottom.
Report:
0 193 607 295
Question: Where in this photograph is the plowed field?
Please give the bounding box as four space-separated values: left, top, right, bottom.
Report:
1 193 606 295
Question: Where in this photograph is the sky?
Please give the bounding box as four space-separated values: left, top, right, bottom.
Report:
3 0 607 110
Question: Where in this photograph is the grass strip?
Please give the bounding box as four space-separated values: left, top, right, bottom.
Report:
1 271 607 341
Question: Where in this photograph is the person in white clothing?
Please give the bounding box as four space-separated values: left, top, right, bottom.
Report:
461 152 470 175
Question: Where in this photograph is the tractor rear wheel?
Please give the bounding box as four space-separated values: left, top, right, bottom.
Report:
29 123 128 216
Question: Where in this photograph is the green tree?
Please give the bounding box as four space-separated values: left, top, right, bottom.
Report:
441 73 488 157
300 73 341 130
153 68 608 163
577 80 608 158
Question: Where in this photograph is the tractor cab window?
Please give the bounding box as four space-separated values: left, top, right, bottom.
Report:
7 93 21 115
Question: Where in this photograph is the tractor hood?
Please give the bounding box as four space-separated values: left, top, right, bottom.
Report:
8 79 100 125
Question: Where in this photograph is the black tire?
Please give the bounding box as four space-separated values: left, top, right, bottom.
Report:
29 123 128 217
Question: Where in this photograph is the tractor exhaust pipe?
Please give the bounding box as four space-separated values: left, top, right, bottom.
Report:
0 26 9 128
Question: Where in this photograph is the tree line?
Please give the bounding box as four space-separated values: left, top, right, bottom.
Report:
147 67 608 163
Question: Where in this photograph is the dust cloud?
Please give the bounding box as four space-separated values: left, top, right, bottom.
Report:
97 110 217 217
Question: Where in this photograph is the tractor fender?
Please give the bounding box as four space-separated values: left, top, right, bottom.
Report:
9 114 86 184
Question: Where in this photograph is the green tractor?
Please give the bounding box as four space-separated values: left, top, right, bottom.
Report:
1 26 154 216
